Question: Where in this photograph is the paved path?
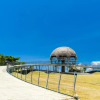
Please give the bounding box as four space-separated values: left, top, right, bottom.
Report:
0 66 73 100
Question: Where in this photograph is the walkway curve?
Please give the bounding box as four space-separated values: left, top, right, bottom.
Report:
0 66 73 100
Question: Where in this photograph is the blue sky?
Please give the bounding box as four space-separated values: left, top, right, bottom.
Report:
0 0 100 64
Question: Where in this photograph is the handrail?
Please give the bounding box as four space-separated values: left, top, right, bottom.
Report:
7 63 100 99
13 64 100 69
7 63 78 97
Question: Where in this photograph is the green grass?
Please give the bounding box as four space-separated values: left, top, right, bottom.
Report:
11 71 100 100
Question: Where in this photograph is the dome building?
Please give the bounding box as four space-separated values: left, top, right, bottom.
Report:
50 46 77 72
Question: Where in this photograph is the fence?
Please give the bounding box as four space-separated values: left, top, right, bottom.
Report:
7 63 100 100
7 64 77 97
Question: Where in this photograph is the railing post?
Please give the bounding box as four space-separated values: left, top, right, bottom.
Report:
73 72 77 97
13 67 14 73
7 63 9 73
38 66 40 85
12 67 14 76
26 66 27 81
15 68 17 77
18 68 19 78
46 66 49 88
58 67 61 92
12 67 13 73
17 68 18 78
14 67 15 76
20 67 22 79
7 63 8 72
11 68 13 74
25 67 26 81
30 66 33 83
32 66 34 83
15 68 16 77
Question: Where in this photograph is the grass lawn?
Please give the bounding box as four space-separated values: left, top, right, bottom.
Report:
76 72 100 100
11 71 100 100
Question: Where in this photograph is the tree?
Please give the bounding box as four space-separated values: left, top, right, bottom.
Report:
0 54 25 65
5 56 20 62
0 54 5 65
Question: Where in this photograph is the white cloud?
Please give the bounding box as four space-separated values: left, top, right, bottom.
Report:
91 61 100 66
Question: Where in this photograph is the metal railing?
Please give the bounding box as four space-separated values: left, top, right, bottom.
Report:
7 63 77 97
7 63 100 100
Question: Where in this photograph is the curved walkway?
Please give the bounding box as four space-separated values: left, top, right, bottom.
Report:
0 66 73 100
